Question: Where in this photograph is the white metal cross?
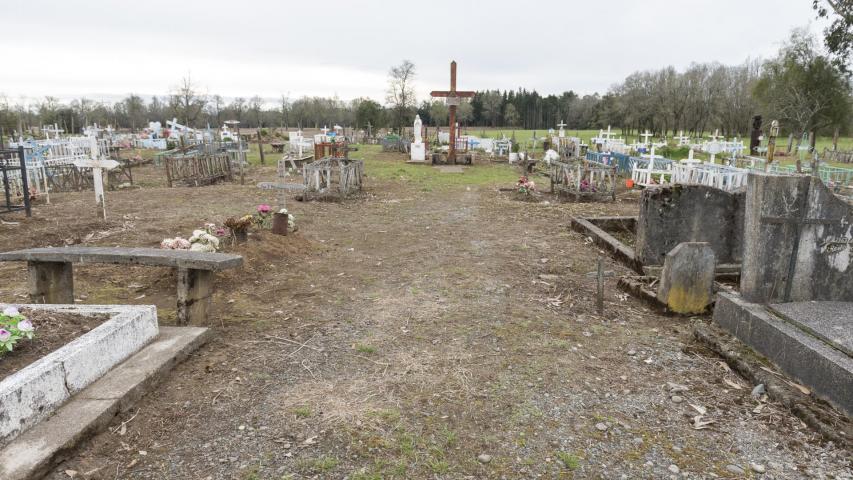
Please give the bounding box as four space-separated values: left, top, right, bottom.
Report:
640 130 653 146
73 136 119 219
43 123 64 140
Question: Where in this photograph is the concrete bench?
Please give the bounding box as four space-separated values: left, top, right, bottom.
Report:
0 247 243 325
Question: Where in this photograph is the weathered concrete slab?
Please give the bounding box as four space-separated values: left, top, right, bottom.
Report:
635 185 744 266
657 242 715 314
769 301 853 356
0 326 211 480
570 217 643 273
0 304 158 447
0 247 243 271
713 293 853 416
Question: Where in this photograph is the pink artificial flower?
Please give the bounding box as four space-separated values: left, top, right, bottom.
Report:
257 204 271 214
215 227 227 237
3 306 19 316
0 329 10 342
17 319 33 332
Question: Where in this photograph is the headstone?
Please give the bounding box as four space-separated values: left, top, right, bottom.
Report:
741 173 853 303
410 115 425 162
657 242 716 314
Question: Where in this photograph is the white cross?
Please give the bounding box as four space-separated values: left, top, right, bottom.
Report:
73 136 119 219
43 123 64 139
709 129 721 142
675 130 690 146
557 120 567 138
601 125 613 140
640 130 653 146
320 126 330 135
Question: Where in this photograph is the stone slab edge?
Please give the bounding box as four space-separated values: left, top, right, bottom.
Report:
570 217 643 273
0 326 211 480
0 304 158 448
713 292 853 416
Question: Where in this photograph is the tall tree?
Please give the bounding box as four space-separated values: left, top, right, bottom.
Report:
813 0 853 72
386 60 416 132
169 75 207 126
753 29 852 149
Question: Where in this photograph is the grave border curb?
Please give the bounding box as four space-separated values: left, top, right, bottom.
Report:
0 304 158 448
0 325 211 480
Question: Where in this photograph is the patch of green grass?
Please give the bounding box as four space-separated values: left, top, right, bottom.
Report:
351 471 382 480
297 455 340 473
441 427 457 448
427 458 451 474
556 451 581 470
394 431 418 457
292 406 312 418
351 145 519 190
355 343 376 354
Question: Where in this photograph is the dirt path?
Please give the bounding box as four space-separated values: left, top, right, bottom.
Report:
1 154 848 479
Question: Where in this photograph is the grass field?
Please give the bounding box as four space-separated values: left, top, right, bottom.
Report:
240 128 853 170
464 127 853 153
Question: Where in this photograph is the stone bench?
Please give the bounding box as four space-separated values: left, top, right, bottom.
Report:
0 247 243 324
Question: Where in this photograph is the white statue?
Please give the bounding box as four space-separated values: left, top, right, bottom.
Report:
413 115 423 144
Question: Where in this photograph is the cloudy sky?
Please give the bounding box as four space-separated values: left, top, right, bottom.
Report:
2 0 827 106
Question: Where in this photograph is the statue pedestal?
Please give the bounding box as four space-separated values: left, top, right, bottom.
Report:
410 143 426 162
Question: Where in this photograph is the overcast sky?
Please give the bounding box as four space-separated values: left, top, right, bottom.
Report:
2 0 827 106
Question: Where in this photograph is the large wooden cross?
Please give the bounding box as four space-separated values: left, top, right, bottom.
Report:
431 60 475 163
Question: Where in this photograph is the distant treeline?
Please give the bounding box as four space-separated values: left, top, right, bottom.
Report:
1 29 850 143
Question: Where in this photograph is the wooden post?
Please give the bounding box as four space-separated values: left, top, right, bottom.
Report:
832 127 839 152
786 133 794 154
176 268 213 325
596 257 604 315
257 130 266 165
28 261 74 304
766 121 779 171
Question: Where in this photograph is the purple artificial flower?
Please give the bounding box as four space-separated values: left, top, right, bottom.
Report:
3 306 19 317
17 319 33 332
0 329 10 342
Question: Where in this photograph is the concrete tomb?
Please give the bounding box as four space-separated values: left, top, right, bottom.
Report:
714 172 853 415
635 184 745 266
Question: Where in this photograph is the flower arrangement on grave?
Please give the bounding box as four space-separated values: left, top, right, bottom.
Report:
579 179 597 192
160 237 191 250
278 208 297 231
516 176 536 195
224 215 254 242
0 306 35 355
188 229 221 252
254 204 273 229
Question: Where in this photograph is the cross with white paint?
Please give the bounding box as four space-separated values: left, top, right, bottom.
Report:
43 123 64 140
640 130 653 146
674 130 690 146
600 125 613 141
557 120 567 138
320 126 330 136
73 136 119 219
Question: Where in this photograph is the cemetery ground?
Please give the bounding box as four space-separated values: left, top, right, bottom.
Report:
0 146 850 479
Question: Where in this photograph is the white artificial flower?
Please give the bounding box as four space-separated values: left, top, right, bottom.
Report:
2 306 19 316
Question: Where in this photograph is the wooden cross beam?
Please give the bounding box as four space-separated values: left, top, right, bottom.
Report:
431 60 475 164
